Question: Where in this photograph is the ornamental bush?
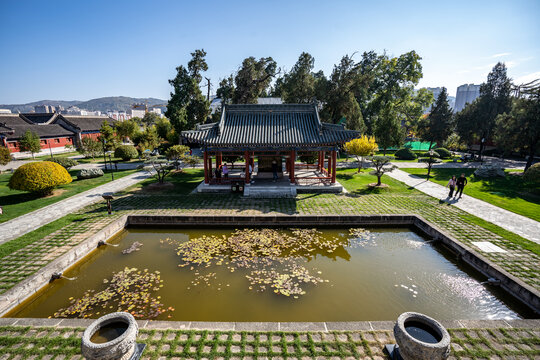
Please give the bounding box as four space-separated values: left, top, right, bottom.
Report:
114 145 138 161
394 148 417 160
77 168 104 179
49 157 79 169
421 150 441 158
433 147 452 159
523 163 540 186
0 146 12 166
8 161 72 195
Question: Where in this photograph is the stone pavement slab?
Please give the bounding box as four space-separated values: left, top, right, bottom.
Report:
0 171 151 244
387 169 540 244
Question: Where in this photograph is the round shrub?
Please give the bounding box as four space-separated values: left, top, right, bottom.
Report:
523 163 540 186
394 148 417 160
49 157 79 169
0 146 12 166
114 145 138 161
433 147 452 159
8 161 72 195
77 168 104 179
421 150 441 158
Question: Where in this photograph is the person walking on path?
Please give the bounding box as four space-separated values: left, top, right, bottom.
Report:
455 173 468 199
446 175 457 198
222 164 229 180
272 160 278 182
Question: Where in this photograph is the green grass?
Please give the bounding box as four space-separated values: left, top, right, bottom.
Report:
0 168 137 223
126 168 205 195
0 326 537 359
336 168 415 194
401 168 540 222
0 212 89 259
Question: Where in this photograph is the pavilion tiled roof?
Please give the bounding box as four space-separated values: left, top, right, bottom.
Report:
57 115 115 132
20 113 58 124
5 124 75 140
0 114 32 127
182 104 360 149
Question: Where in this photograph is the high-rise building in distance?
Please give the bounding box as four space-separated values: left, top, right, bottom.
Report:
454 84 481 112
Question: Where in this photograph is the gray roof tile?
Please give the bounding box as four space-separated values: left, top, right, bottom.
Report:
182 104 359 148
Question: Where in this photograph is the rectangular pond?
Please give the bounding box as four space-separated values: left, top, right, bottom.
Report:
6 227 532 321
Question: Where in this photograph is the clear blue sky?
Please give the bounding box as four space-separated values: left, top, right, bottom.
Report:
1 0 539 104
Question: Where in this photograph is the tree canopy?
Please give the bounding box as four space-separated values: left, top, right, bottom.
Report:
417 87 454 149
456 62 512 158
19 130 41 158
165 49 210 134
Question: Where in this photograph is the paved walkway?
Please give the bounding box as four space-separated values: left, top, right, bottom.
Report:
387 169 540 244
0 171 151 244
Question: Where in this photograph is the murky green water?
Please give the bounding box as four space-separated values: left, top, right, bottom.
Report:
6 228 530 321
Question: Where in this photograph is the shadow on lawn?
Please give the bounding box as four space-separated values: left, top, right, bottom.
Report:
413 168 540 203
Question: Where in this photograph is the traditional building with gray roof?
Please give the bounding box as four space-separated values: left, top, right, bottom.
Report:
182 104 360 187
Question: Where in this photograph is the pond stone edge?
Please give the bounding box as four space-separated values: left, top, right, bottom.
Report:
1 317 539 332
0 214 538 318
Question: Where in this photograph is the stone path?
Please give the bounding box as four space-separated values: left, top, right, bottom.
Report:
0 171 151 244
387 169 540 244
0 319 538 359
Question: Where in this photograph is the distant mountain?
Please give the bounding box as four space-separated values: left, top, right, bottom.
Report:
0 96 168 113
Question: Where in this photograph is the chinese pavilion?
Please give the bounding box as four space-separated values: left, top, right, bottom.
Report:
182 104 360 186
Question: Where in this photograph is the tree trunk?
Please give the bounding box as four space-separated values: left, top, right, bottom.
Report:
427 163 432 180
357 156 363 172
377 175 382 186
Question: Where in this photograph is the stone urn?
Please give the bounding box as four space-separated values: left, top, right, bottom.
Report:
81 312 139 360
393 312 450 360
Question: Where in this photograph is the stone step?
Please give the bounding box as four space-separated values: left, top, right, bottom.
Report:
244 185 296 198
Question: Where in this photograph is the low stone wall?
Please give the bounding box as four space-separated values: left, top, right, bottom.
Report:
127 214 419 227
413 216 540 314
1 317 539 332
0 215 128 317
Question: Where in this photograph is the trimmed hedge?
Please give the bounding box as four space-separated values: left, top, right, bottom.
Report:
8 161 72 195
394 148 417 160
523 163 540 186
421 150 441 158
433 147 452 159
77 168 104 179
114 145 138 161
49 157 79 169
0 146 11 166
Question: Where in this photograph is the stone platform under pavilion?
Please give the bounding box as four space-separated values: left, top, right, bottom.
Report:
182 104 360 197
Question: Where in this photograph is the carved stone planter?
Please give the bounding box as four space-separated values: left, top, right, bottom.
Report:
393 312 450 360
81 312 139 360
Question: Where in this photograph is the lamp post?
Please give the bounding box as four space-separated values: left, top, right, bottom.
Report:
479 137 485 162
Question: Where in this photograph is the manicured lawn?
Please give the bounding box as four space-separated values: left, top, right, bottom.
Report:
336 168 415 194
0 168 137 223
401 168 540 222
126 168 205 195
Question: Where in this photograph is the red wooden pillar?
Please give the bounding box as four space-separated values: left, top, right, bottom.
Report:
318 151 322 171
203 150 209 184
321 151 326 172
217 152 222 168
331 150 337 183
208 153 213 180
289 150 296 184
244 151 250 183
328 152 333 177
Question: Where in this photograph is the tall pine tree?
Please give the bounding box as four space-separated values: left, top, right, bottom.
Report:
456 62 512 159
417 87 454 149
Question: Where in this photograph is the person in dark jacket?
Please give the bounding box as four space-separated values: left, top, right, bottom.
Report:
272 160 278 182
455 173 468 198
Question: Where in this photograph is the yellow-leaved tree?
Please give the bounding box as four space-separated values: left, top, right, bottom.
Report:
344 136 378 172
